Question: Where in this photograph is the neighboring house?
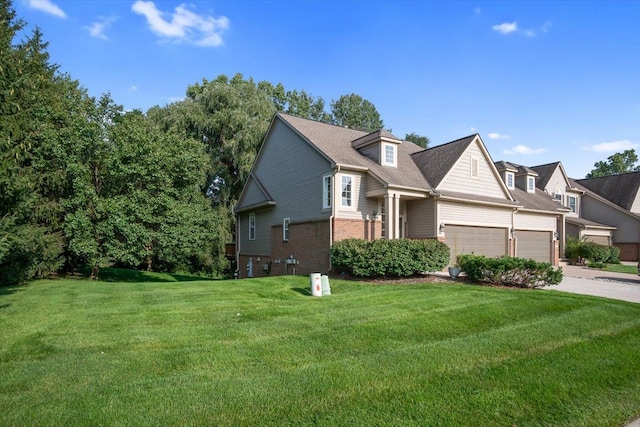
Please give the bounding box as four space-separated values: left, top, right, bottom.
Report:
529 162 617 255
573 172 640 261
234 113 566 278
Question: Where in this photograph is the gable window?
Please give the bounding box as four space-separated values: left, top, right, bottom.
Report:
382 143 396 167
248 213 256 240
527 176 535 192
568 196 577 213
283 218 290 241
471 157 479 178
506 172 514 189
323 175 332 209
341 175 353 207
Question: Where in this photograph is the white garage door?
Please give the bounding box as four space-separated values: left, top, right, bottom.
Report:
445 225 508 263
583 234 610 246
516 230 552 263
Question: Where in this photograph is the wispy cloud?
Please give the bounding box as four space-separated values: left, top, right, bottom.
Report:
84 16 117 40
26 0 66 18
492 22 517 35
493 20 552 37
131 1 229 47
130 85 139 92
488 132 511 140
581 139 639 153
504 144 547 155
474 7 481 15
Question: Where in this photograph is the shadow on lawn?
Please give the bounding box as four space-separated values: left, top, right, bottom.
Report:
291 287 312 296
92 267 217 283
0 285 23 309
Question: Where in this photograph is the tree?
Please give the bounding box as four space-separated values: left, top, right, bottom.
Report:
586 149 640 178
330 93 383 132
404 132 430 148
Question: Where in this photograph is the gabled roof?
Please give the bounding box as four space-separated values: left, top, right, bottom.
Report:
510 187 570 214
235 173 276 213
277 113 429 190
351 129 401 148
565 216 616 230
494 161 519 173
575 172 640 211
530 162 562 190
410 134 476 188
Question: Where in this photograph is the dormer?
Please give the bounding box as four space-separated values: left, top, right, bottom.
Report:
494 161 518 190
515 165 538 193
352 129 401 168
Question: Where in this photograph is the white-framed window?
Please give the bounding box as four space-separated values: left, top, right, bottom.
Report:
568 196 577 213
527 176 535 192
341 175 353 207
506 172 514 189
322 175 332 209
283 218 290 241
248 213 256 240
471 157 479 178
382 143 397 167
553 193 562 202
379 200 386 238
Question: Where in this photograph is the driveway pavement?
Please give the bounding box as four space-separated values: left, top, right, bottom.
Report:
544 264 640 304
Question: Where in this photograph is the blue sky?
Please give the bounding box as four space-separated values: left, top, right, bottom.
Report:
14 0 640 179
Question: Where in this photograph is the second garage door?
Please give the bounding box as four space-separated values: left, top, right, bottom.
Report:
445 225 508 262
516 230 552 263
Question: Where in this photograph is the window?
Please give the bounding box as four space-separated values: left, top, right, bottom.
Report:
248 213 255 240
506 172 514 189
527 176 535 192
553 193 562 202
322 175 331 209
380 201 386 238
568 196 577 213
471 157 479 178
283 218 290 241
341 175 352 207
382 144 396 167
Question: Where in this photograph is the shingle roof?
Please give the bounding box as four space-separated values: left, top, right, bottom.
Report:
530 162 561 190
494 161 518 172
575 172 640 211
565 216 616 229
411 135 477 188
509 187 569 213
277 113 429 190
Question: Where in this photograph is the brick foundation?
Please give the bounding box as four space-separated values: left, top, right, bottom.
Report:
333 217 378 242
271 219 332 276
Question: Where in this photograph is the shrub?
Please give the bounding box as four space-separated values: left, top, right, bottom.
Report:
606 245 621 264
457 254 562 288
580 242 610 263
565 238 619 265
330 238 450 277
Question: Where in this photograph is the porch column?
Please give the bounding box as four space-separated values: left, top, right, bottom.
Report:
384 195 392 240
392 193 400 240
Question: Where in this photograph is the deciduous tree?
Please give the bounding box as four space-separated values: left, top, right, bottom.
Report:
586 149 640 177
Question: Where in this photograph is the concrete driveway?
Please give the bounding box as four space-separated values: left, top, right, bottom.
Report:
544 264 640 304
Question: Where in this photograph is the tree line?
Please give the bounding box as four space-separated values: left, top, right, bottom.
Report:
2 0 425 284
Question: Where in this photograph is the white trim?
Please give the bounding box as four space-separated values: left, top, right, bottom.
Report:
340 174 354 209
381 143 397 167
322 174 332 210
283 217 290 241
471 156 479 178
248 213 256 241
506 172 515 189
527 176 535 193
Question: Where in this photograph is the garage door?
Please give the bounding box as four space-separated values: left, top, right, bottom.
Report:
583 234 610 246
445 225 508 263
516 230 552 263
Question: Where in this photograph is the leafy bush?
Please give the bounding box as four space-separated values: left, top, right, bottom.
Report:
457 254 562 288
565 238 619 264
580 242 610 263
606 245 621 264
331 238 450 277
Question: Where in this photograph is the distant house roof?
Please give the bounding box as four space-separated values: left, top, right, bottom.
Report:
575 172 640 211
565 216 616 230
411 134 476 188
494 160 539 177
530 162 562 190
510 187 570 213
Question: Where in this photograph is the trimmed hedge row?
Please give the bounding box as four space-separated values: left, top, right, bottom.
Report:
565 239 620 264
330 238 450 277
457 254 562 288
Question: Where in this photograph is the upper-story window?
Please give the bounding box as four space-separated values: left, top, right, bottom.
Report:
506 172 514 189
568 196 577 213
322 175 331 209
248 213 256 240
341 175 352 207
382 143 397 167
527 176 535 192
283 218 290 241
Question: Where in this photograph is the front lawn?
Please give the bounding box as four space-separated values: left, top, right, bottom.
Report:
1 275 639 426
603 264 638 275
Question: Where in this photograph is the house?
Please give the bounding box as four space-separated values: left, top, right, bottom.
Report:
573 172 640 261
528 162 617 256
234 113 567 278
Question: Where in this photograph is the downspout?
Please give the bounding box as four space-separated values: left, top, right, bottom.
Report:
235 208 241 279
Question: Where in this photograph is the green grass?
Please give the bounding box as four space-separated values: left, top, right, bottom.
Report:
1 275 639 426
603 264 638 275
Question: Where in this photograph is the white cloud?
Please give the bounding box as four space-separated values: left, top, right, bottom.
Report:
492 22 517 35
132 1 229 47
474 7 481 15
504 144 547 155
130 85 139 92
26 0 66 18
84 16 117 40
581 139 639 153
488 132 511 140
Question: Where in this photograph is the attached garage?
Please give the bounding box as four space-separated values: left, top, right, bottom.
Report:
515 230 552 263
582 234 610 246
445 225 508 262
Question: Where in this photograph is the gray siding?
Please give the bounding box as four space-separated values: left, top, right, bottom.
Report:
581 194 640 244
238 211 271 256
359 144 379 163
241 177 268 207
438 142 507 199
407 198 436 238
